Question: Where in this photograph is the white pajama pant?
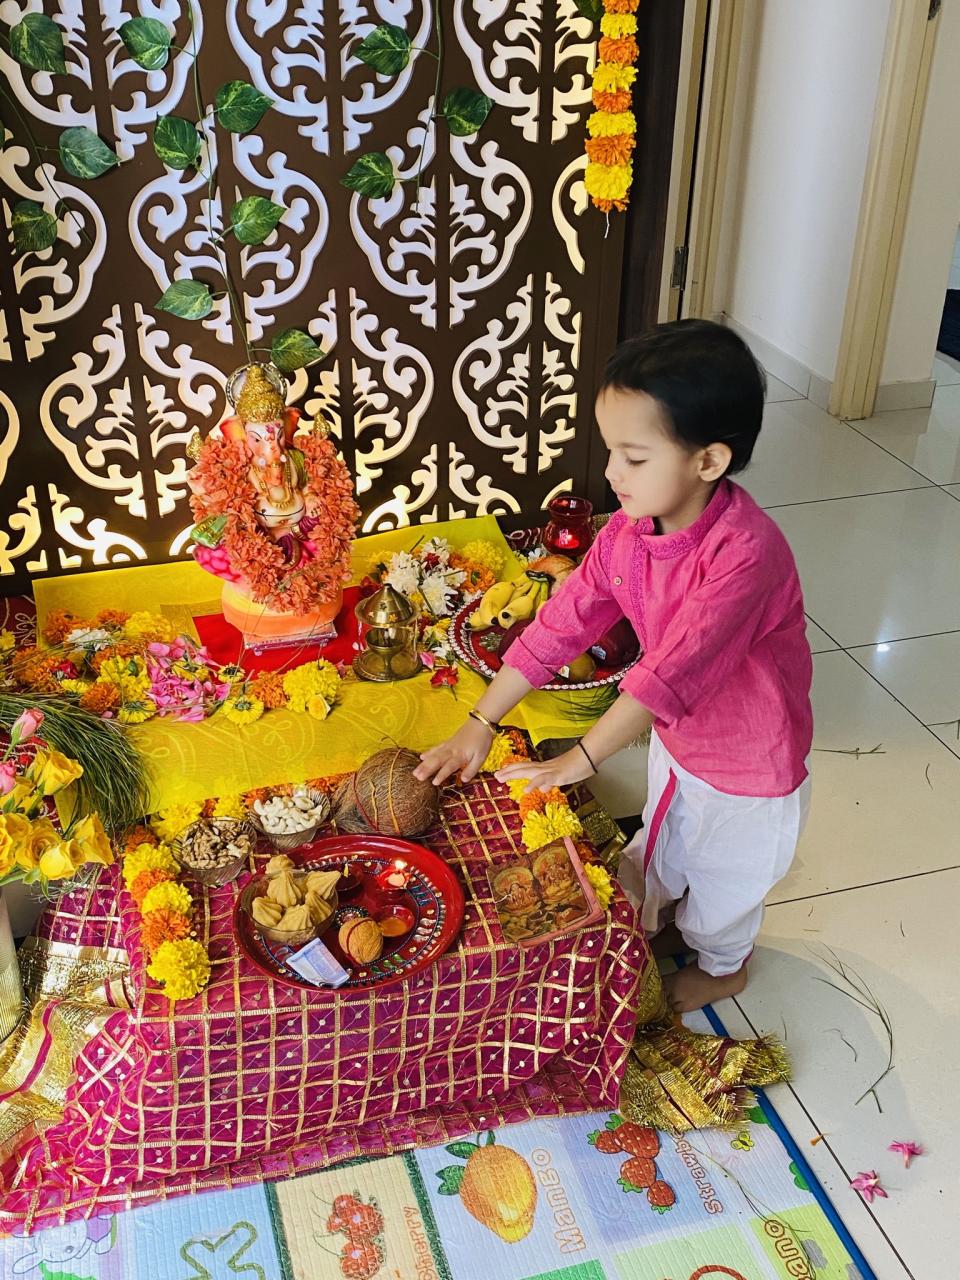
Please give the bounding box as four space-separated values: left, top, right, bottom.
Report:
619 732 811 976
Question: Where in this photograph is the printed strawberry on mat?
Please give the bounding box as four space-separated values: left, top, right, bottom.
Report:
340 1238 385 1279
588 1114 661 1158
618 1156 657 1191
646 1180 677 1214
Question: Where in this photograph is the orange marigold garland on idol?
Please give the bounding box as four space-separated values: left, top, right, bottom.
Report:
585 0 640 213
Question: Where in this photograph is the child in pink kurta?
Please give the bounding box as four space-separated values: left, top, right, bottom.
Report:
416 320 814 1011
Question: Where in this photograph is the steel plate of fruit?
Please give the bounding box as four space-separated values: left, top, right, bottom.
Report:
233 835 465 991
450 598 640 692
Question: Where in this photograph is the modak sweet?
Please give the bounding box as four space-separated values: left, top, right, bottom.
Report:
265 853 296 878
304 869 340 898
266 870 301 906
305 887 335 925
279 904 312 932
251 897 284 928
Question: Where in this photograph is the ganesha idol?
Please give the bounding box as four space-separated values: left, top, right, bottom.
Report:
186 364 358 649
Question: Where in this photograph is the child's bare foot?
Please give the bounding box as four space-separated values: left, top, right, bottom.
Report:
651 922 688 959
662 962 747 1013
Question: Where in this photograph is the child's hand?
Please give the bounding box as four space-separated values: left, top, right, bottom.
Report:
414 719 494 786
495 749 595 794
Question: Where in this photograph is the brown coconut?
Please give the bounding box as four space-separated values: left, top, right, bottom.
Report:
333 747 439 837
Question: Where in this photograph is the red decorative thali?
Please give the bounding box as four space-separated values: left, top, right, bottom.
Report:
234 834 465 991
449 598 639 692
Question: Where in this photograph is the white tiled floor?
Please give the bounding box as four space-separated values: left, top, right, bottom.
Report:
703 383 960 1279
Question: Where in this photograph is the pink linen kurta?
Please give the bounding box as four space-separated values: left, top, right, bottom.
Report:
505 480 813 797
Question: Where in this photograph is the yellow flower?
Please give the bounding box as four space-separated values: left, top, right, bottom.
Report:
481 733 515 774
20 817 58 871
38 839 85 880
459 540 504 575
305 693 332 720
584 861 614 910
117 698 157 725
586 109 636 138
592 63 637 94
0 630 14 657
0 813 32 876
58 678 94 695
221 693 264 725
71 813 114 867
600 12 637 37
508 776 532 802
141 880 193 917
585 162 632 201
7 780 40 816
29 748 83 795
123 612 175 643
282 660 340 713
150 801 204 843
97 654 149 690
123 841 177 887
212 793 245 820
147 938 210 1001
217 664 246 685
521 802 583 852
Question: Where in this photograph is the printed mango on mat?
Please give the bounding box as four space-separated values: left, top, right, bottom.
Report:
435 1133 538 1243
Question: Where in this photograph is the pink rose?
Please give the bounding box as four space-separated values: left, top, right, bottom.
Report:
0 761 16 794
11 708 43 744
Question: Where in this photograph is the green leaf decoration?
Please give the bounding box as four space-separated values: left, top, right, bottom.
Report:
789 1160 810 1191
11 200 58 254
153 115 201 170
191 515 228 547
288 448 308 488
270 328 324 373
59 127 119 179
118 17 172 70
444 1141 478 1160
617 1177 643 1195
341 152 395 200
216 80 274 133
605 1114 624 1130
356 24 413 76
231 196 285 246
156 279 214 320
442 86 493 137
574 0 604 22
9 13 67 74
435 1166 466 1196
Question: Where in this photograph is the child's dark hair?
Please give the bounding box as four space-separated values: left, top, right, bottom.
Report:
599 319 766 474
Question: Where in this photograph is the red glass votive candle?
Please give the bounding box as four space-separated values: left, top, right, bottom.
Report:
543 496 594 558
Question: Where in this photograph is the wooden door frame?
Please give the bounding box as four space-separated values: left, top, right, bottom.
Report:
829 0 941 420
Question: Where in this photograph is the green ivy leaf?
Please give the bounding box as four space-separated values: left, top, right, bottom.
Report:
435 1166 466 1196
11 200 58 254
442 86 493 137
341 152 395 200
59 127 119 179
215 80 274 133
118 17 173 70
356 24 413 76
231 195 285 245
444 1141 478 1159
153 115 201 170
270 328 324 373
156 279 214 320
9 13 67 74
574 0 604 22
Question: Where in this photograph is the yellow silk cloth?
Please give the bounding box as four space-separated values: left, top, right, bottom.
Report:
34 518 613 812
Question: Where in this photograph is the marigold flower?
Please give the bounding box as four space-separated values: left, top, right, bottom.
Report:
482 733 516 774
521 802 583 852
123 825 158 852
129 867 175 906
249 671 288 710
592 63 636 94
599 35 639 65
600 12 638 37
587 110 636 139
123 612 176 644
212 793 245 820
117 698 157 725
282 660 340 713
42 609 81 645
584 861 614 909
603 0 640 16
141 879 193 917
585 162 632 203
95 608 130 629
592 88 634 113
458 540 504 574
221 693 265 725
518 787 566 821
140 908 193 956
586 134 636 166
147 937 210 1001
123 842 177 888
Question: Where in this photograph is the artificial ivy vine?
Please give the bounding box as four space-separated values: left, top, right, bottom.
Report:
342 8 493 200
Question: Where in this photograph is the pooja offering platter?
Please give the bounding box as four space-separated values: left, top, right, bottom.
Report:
233 834 465 990
450 596 640 692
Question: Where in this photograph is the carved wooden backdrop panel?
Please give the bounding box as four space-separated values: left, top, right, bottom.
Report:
0 1 627 591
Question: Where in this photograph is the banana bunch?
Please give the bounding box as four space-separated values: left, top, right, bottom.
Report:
471 574 549 630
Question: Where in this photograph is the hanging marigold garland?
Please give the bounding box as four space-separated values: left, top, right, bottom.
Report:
585 0 640 213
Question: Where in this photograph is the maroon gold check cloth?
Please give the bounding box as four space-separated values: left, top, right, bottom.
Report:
0 776 645 1231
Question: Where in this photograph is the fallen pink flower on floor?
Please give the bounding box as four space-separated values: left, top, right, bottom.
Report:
850 1171 887 1203
889 1140 923 1168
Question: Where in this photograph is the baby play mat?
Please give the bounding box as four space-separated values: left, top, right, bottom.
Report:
1 1064 872 1280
